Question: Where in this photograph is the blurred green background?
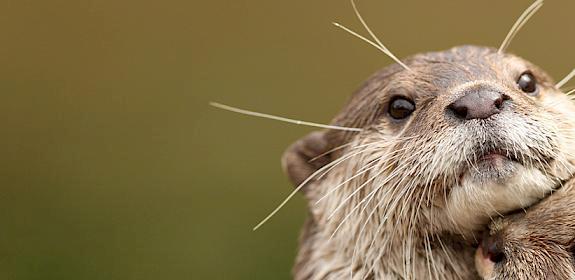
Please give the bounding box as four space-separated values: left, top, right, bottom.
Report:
0 0 573 279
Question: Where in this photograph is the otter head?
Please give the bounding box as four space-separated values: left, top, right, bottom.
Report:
476 181 575 280
283 45 575 277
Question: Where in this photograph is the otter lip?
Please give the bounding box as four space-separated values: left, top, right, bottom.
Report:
460 147 521 181
478 150 515 162
476 149 517 165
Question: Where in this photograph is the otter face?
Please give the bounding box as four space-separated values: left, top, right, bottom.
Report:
475 181 575 280
283 45 575 278
366 46 575 234
389 46 575 234
286 45 575 232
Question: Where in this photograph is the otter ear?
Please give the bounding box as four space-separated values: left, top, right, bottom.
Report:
281 131 332 189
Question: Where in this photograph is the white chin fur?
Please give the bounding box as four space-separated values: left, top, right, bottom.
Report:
442 163 555 234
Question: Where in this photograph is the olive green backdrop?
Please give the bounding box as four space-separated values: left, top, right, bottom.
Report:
0 0 573 279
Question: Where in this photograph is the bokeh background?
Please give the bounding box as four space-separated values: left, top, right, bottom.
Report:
0 0 573 279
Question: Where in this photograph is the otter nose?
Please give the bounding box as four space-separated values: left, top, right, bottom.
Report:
448 90 508 120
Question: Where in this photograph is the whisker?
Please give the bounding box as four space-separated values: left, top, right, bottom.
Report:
435 234 464 280
326 168 387 220
557 68 575 89
252 145 370 230
425 234 439 280
498 0 544 54
309 140 384 165
332 22 411 71
363 183 419 275
316 145 409 204
308 142 353 163
315 160 377 205
349 0 412 71
327 155 418 242
317 146 376 180
354 137 444 276
328 147 424 221
209 102 362 132
350 176 409 278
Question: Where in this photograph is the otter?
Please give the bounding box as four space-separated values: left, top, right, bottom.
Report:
278 1 575 278
282 44 575 279
475 178 575 280
212 0 575 278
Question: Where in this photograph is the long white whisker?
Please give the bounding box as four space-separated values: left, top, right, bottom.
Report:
355 135 444 276
316 145 410 204
210 102 362 132
327 168 387 220
308 142 353 163
317 146 376 180
436 234 464 280
331 147 425 222
315 161 377 205
557 68 575 89
327 151 420 241
332 22 411 71
350 169 413 277
362 183 418 275
349 0 412 71
253 145 369 230
498 0 544 54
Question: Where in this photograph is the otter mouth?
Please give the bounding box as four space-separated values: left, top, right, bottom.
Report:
467 148 519 181
477 149 516 164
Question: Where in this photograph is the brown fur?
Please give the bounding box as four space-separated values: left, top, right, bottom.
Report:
282 46 575 279
477 178 575 279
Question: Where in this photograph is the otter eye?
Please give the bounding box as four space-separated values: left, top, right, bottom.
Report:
517 71 538 95
389 97 415 119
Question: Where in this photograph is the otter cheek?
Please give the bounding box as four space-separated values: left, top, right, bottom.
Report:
475 246 495 279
